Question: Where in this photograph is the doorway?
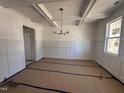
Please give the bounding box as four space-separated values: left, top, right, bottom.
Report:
23 26 36 65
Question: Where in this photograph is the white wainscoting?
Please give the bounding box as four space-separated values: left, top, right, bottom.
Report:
36 40 43 61
0 39 8 82
95 41 124 83
0 39 25 82
43 41 95 60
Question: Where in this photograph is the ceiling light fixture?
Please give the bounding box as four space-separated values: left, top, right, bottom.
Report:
53 8 69 35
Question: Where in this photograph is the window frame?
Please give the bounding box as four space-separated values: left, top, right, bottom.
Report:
104 16 122 56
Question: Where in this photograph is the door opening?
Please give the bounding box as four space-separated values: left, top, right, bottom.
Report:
23 26 36 65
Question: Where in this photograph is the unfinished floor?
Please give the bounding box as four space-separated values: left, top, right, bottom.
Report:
1 58 124 93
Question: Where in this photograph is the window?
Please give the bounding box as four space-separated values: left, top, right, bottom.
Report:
105 17 122 55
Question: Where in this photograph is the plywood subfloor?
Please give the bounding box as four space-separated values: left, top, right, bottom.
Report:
28 62 112 78
1 58 124 93
42 58 99 66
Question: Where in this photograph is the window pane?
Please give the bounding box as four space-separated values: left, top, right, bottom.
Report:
109 19 121 37
107 38 120 54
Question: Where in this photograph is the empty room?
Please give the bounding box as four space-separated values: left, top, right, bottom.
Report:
0 0 124 93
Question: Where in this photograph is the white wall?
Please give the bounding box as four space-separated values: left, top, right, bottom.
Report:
0 6 44 82
0 5 96 82
43 24 96 60
95 6 124 83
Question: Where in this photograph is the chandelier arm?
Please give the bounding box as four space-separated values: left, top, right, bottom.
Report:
61 8 63 32
53 8 69 35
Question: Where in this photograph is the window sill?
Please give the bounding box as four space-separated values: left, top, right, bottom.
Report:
104 52 119 57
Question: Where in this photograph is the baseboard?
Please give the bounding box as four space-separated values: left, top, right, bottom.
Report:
95 61 124 85
41 57 45 60
42 57 94 62
0 57 44 84
0 67 26 86
35 57 45 61
120 77 124 84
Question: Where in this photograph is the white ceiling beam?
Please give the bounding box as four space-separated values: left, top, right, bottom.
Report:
30 16 82 23
0 0 59 26
32 18 81 22
78 0 96 26
52 16 82 21
86 13 111 19
84 13 111 23
33 4 58 27
38 4 53 19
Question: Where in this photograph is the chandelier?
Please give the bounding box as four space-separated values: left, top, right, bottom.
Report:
53 8 69 35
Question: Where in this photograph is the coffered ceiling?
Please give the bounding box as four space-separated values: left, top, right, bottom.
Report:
0 0 123 26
